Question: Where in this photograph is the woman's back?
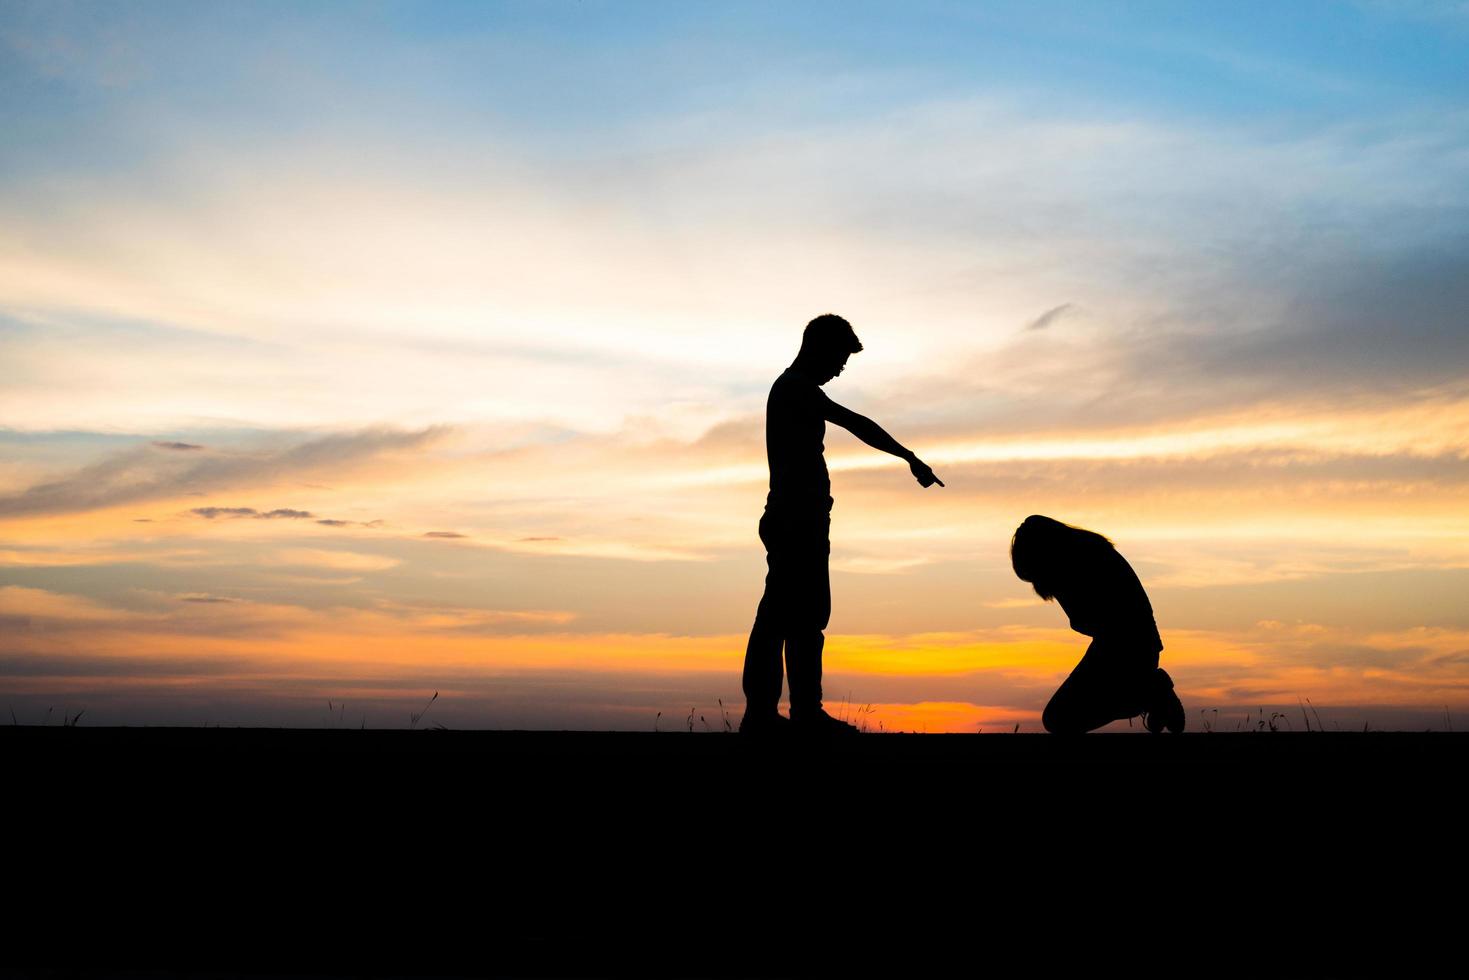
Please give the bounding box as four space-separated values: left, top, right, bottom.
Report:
1050 539 1161 652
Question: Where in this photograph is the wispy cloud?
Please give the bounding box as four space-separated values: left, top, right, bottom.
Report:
0 426 448 518
1024 303 1073 332
192 507 260 519
266 549 401 572
984 597 1041 609
0 584 146 622
187 506 321 520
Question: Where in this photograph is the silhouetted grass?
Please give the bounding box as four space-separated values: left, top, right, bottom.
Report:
409 691 438 729
24 706 88 727
325 700 351 728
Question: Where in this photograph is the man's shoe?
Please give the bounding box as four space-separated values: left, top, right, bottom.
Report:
1142 668 1185 734
789 708 861 735
738 711 791 735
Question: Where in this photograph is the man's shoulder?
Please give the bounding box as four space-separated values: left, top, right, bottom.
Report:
768 369 801 400
770 368 822 398
770 380 828 425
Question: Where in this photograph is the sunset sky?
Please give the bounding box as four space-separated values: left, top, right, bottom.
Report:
4 1 1469 731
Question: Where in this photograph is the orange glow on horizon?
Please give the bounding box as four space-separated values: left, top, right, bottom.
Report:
6 577 1467 730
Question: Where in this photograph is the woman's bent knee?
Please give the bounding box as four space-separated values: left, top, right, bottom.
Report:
1042 697 1108 734
1042 708 1087 734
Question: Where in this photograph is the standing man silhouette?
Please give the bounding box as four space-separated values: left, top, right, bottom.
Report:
741 314 943 734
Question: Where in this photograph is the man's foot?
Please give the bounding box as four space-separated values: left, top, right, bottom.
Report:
738 711 791 735
789 708 861 735
1142 669 1185 734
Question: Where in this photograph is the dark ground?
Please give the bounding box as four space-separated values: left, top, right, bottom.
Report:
5 727 1463 977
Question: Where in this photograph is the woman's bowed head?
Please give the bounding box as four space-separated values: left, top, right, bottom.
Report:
1011 515 1186 734
1011 514 1113 602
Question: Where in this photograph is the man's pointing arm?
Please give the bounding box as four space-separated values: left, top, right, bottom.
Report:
820 396 944 488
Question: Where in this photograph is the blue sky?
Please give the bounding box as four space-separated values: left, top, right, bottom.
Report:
6 2 1468 172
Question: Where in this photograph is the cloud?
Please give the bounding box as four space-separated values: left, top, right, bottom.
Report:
267 573 364 586
179 594 238 603
2 87 1466 446
433 610 579 632
152 441 204 451
192 507 258 519
267 549 400 571
985 597 1041 609
0 425 448 518
841 446 1469 502
190 506 316 520
0 585 145 622
423 531 467 539
0 652 258 681
0 545 213 568
1025 303 1073 332
1107 244 1469 412
830 555 932 575
847 239 1469 451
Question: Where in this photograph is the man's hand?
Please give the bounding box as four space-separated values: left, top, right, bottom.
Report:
910 457 944 488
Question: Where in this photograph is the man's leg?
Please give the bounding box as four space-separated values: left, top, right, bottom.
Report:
742 511 789 723
784 512 832 719
742 555 787 718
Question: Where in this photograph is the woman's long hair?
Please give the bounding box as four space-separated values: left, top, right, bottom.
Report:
1010 514 1114 601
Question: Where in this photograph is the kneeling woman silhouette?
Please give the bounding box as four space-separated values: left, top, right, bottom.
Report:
1011 515 1185 733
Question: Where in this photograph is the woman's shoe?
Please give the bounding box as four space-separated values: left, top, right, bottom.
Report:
1142 668 1186 733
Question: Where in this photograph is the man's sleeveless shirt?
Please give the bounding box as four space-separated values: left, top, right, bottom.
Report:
765 368 831 510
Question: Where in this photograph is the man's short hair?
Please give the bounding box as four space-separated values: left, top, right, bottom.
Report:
801 313 863 357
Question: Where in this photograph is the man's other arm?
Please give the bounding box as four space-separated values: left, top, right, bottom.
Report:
820 395 944 488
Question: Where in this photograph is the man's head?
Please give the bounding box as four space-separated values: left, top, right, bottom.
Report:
798 313 863 384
